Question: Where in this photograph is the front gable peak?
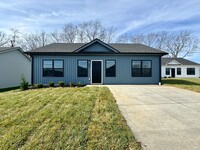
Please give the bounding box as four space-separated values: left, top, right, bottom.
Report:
167 60 182 65
74 39 119 53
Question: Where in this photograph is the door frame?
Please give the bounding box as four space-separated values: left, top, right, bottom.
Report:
91 60 103 84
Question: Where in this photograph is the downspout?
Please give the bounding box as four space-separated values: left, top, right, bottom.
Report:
31 56 34 85
159 56 161 84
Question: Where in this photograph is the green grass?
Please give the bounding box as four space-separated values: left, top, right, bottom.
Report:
162 78 200 93
0 87 141 150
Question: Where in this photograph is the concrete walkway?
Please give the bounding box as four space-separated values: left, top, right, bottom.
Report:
107 85 200 150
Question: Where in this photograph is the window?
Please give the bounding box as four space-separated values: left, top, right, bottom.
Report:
78 60 88 77
132 60 151 77
187 68 195 75
142 61 151 77
106 60 116 77
177 68 181 75
43 60 53 77
166 68 170 75
54 60 64 77
43 60 64 77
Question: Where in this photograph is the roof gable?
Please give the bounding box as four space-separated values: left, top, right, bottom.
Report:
162 58 200 66
167 60 182 65
74 39 119 53
0 47 31 61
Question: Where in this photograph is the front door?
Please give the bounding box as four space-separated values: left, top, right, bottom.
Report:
171 68 175 78
92 61 102 84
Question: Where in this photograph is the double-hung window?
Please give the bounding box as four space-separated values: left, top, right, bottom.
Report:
187 68 195 75
77 60 88 77
132 60 152 77
106 60 116 77
43 60 64 77
177 68 181 75
166 68 170 75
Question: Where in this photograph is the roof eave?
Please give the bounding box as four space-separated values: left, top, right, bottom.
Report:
25 51 168 56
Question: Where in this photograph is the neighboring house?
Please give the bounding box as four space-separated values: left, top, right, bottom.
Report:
0 47 31 89
161 58 200 78
26 39 167 85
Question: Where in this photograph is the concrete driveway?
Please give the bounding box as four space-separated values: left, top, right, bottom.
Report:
107 85 200 150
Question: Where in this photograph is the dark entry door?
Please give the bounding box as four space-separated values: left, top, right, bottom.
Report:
171 68 175 78
92 61 102 84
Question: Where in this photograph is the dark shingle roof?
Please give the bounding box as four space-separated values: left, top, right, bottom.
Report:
27 41 167 55
162 58 200 65
0 47 20 52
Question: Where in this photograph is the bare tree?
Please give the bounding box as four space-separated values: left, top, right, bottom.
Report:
51 20 116 43
51 30 63 43
0 30 8 46
21 31 52 51
131 34 145 44
77 20 115 43
116 33 131 43
118 30 199 57
77 29 84 43
61 23 78 43
130 31 168 50
10 28 20 47
105 26 116 43
165 31 199 58
154 31 168 49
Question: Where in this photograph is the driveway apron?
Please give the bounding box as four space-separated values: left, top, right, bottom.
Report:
107 85 200 150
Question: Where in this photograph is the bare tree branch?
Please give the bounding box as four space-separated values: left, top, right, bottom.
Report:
77 20 115 43
165 31 199 58
116 33 131 43
119 30 199 58
0 31 8 46
21 31 52 51
61 23 77 43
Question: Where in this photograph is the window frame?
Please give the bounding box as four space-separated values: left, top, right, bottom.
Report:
77 60 88 77
166 68 170 75
105 60 116 77
43 59 64 77
177 68 181 75
187 68 195 75
131 60 152 77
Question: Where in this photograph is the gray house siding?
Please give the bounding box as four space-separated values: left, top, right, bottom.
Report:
32 55 160 85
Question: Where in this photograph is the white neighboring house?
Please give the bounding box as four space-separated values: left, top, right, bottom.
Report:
162 58 200 78
0 47 31 89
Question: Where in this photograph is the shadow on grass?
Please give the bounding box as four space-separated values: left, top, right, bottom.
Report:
162 79 200 85
0 86 19 92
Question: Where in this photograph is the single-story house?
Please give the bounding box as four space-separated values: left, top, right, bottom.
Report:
26 39 167 85
0 47 31 89
161 58 200 78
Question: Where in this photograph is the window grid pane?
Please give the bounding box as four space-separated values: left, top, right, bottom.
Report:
54 61 63 68
142 61 151 77
43 60 53 68
78 60 88 77
177 68 181 75
106 60 116 77
132 61 141 68
166 68 170 75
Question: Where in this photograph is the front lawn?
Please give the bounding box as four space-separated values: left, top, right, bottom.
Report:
162 78 200 93
0 87 141 150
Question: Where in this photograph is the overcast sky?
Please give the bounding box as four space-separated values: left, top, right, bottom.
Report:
0 0 200 62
